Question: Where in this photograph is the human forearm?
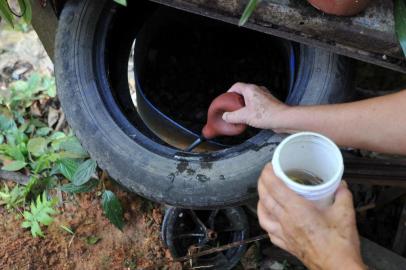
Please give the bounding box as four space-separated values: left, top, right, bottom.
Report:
276 90 406 155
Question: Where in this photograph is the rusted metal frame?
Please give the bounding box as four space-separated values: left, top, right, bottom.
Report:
393 201 406 256
148 0 406 73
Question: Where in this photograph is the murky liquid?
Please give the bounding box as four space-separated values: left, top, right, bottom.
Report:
285 169 324 186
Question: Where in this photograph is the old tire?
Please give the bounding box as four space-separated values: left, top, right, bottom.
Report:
55 0 353 208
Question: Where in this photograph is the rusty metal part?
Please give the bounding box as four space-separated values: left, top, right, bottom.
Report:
148 0 406 73
161 207 249 269
143 234 269 270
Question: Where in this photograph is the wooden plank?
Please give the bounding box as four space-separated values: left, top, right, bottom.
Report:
149 0 406 73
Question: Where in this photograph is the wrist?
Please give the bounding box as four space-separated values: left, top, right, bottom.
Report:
322 250 366 270
270 105 299 133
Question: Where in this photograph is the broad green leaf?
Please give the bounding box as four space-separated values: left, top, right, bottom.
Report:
239 0 261 26
0 115 17 131
72 159 97 186
48 131 66 141
10 80 28 92
32 154 51 173
0 0 14 27
395 0 406 58
57 158 79 181
27 137 47 157
2 160 26 171
47 84 56 98
102 190 124 230
58 137 88 158
36 127 52 136
26 73 41 94
30 118 47 128
61 178 99 193
114 0 127 6
5 145 25 161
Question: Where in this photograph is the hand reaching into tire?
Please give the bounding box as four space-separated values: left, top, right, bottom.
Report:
222 82 289 131
258 164 366 270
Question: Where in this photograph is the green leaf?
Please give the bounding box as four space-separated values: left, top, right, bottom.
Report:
2 160 26 171
102 190 124 230
58 137 88 158
85 235 101 245
0 0 14 27
61 178 99 193
27 137 47 157
48 131 66 141
0 184 25 210
60 225 74 235
0 115 17 132
21 192 57 237
18 0 32 24
5 145 25 161
72 159 97 186
114 0 127 6
395 0 406 58
36 127 52 136
31 221 44 237
239 0 261 26
57 158 80 181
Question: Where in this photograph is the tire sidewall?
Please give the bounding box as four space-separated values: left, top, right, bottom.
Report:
55 0 353 208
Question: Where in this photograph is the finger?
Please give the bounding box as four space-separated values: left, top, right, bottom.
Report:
258 202 284 236
333 181 354 210
258 85 271 94
268 234 288 251
258 180 284 220
227 82 249 95
257 200 279 223
222 108 248 124
260 163 306 208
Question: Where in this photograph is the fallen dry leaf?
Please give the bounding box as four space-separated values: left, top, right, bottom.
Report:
47 107 59 128
30 101 42 117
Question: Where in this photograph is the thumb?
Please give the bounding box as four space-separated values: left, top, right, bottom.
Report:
222 108 247 124
333 181 354 210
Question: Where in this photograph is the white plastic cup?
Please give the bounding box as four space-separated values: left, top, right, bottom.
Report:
272 132 344 208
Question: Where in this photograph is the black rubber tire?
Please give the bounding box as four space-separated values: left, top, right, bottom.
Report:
55 0 353 208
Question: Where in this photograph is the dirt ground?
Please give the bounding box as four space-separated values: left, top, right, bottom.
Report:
0 182 175 270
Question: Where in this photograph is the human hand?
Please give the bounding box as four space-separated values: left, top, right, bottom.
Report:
257 164 366 270
222 82 289 131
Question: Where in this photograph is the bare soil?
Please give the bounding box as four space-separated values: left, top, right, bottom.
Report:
0 182 180 270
